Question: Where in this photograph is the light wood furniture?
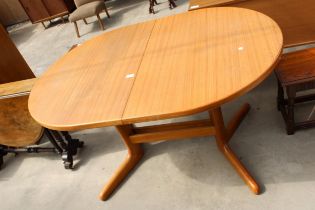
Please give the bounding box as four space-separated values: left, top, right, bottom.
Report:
18 0 76 28
189 0 247 10
29 8 283 200
0 78 37 99
188 0 315 48
276 48 315 135
0 24 35 84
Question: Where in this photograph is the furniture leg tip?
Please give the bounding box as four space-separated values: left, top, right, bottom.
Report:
99 193 109 201
244 103 251 109
286 131 295 135
252 188 260 195
249 183 260 195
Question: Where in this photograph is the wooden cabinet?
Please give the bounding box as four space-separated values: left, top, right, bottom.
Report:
0 24 35 84
0 0 29 26
19 0 75 24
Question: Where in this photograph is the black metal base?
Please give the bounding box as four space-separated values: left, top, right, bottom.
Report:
60 131 84 169
0 129 84 170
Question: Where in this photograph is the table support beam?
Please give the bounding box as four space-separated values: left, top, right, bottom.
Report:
99 103 259 201
131 119 215 143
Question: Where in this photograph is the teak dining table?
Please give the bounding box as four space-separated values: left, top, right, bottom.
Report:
28 7 283 200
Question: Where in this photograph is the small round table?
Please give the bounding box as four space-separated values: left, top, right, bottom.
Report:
29 7 283 200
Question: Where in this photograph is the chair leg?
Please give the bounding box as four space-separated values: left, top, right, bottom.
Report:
0 146 7 170
149 0 155 14
104 5 110 18
277 80 284 111
96 14 105 31
83 18 88 24
73 21 80 38
41 22 47 29
169 0 177 9
286 86 296 135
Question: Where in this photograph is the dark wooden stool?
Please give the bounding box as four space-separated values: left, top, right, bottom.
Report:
275 48 315 135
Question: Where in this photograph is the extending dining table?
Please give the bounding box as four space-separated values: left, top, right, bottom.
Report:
28 7 283 200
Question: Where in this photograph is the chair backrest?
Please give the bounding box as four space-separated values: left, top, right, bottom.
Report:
74 0 97 7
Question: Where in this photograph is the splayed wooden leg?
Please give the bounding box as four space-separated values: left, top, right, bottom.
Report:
99 125 143 201
210 105 259 195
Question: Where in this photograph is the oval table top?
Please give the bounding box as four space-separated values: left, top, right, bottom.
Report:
29 7 283 131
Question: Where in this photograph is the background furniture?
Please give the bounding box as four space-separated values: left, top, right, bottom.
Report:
149 0 176 14
0 25 84 168
18 0 76 28
276 48 315 135
69 0 110 37
0 0 28 26
188 0 315 48
0 79 84 169
29 8 283 200
0 24 35 84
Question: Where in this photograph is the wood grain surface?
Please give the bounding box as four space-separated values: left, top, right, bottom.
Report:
0 96 43 147
276 48 315 86
123 8 283 123
29 21 155 130
189 0 247 9
0 78 37 99
29 7 283 131
188 0 315 47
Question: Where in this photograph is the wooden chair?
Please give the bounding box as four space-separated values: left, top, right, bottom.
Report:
275 48 315 135
69 0 110 37
0 79 84 169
